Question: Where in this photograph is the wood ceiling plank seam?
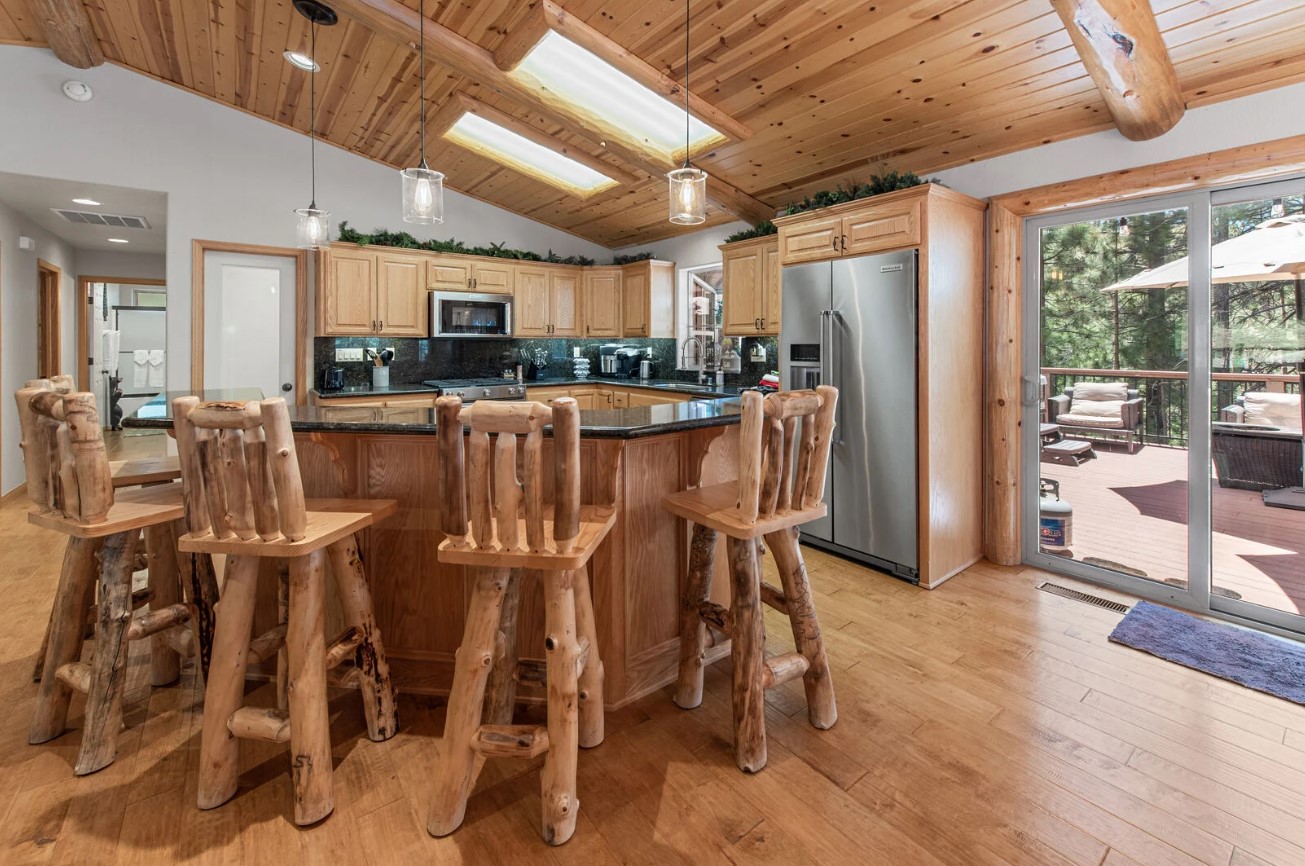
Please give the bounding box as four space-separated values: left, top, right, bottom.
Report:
176 0 215 95
306 17 362 135
0 0 41 43
249 0 291 119
210 0 239 104
1174 19 1305 91
353 49 422 158
154 0 193 86
92 0 148 69
1165 3 1305 60
330 34 398 151
231 0 260 109
130 0 183 83
1185 57 1305 109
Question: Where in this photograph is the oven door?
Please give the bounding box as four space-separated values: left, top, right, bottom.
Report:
431 292 512 337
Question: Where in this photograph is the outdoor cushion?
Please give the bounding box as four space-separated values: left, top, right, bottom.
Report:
1072 382 1129 403
1056 411 1126 429
1242 392 1302 431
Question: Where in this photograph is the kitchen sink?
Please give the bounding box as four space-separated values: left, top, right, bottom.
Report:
650 383 727 393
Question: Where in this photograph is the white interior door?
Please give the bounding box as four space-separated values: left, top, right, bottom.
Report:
203 251 297 399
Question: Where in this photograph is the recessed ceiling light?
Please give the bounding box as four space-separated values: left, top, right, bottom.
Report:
72 197 101 206
283 50 319 71
106 238 129 244
62 80 93 102
445 112 619 197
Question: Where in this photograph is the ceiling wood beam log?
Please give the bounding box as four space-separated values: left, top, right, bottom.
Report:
330 0 775 226
1050 0 1184 141
31 0 103 68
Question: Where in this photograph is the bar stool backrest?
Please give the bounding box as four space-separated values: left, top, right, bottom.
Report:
172 396 308 543
435 395 582 554
15 380 113 523
735 386 839 524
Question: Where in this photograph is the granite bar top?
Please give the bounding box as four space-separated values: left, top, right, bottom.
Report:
124 388 743 440
309 376 738 401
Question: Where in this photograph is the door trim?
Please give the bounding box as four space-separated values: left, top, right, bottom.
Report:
76 275 166 391
36 259 61 379
191 240 308 402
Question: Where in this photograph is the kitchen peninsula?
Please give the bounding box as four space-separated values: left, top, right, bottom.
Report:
127 389 744 708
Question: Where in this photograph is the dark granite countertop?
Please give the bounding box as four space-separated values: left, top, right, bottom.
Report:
125 388 743 439
309 377 737 401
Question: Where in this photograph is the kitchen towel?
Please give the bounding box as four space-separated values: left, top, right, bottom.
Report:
132 349 149 389
147 349 166 388
101 330 120 374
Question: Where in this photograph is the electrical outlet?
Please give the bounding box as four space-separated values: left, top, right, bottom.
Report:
335 348 366 362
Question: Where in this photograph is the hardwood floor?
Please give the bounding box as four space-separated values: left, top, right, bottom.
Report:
3 433 1305 864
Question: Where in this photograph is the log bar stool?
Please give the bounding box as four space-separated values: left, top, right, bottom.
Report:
663 386 839 772
429 396 614 845
16 381 196 776
172 396 399 826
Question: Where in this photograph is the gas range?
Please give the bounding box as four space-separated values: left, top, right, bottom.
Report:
420 377 527 402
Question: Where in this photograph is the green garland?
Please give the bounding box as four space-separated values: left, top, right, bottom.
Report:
337 222 598 266
725 171 939 244
723 220 776 244
611 252 657 265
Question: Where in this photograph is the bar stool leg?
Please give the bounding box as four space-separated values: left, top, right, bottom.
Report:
674 523 718 710
175 528 220 684
75 530 140 775
30 537 99 744
286 548 334 825
197 555 260 811
144 523 183 687
572 565 604 748
482 568 522 726
766 528 836 729
428 567 509 837
326 536 398 741
726 536 767 773
31 604 55 683
276 561 290 711
540 568 581 845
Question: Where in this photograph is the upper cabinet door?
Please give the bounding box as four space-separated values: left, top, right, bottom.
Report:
721 244 762 336
842 198 921 256
514 267 550 336
622 268 649 337
778 214 842 265
319 249 377 336
583 268 622 337
429 257 473 291
376 254 428 337
472 261 514 294
760 242 782 335
550 269 581 337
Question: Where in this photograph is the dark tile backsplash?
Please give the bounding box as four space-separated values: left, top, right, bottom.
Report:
313 335 778 391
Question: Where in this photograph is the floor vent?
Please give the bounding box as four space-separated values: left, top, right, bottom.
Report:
50 208 151 230
1036 581 1130 614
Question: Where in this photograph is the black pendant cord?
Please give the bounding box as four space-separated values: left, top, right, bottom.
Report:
682 0 690 169
419 0 427 170
309 20 317 209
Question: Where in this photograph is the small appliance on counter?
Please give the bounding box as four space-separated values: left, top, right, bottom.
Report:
317 364 345 392
599 344 633 377
615 347 643 378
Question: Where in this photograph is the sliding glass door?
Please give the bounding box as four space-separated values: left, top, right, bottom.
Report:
1025 178 1305 635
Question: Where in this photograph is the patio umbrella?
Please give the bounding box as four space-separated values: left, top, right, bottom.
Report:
1102 214 1305 291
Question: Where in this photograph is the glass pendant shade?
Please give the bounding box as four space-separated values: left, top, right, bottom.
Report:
295 206 331 249
667 165 708 225
401 166 445 224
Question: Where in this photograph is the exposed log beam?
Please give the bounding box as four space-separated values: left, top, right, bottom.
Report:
330 0 775 226
31 0 104 69
1050 0 1184 141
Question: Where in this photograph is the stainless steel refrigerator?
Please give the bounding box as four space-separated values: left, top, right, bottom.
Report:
780 249 919 582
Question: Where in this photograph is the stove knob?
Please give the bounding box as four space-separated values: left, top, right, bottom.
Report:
483 388 492 397
507 386 518 395
455 390 464 398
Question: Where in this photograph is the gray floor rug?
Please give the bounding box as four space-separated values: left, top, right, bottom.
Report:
1108 601 1305 705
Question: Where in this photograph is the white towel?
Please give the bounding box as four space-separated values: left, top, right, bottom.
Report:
133 349 149 389
147 349 165 388
101 330 120 374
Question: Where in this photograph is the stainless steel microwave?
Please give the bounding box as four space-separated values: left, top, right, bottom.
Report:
430 291 513 338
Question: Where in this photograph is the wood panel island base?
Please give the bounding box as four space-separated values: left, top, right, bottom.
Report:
129 393 746 710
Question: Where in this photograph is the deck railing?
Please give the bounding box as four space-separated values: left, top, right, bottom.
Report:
1042 368 1301 448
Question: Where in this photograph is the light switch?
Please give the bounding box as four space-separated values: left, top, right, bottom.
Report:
335 348 366 362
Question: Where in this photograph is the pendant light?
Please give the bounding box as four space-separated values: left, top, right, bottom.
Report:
292 0 337 249
667 0 707 225
401 0 445 224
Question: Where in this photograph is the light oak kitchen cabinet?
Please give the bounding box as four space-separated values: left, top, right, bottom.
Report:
621 259 675 338
583 267 623 337
778 194 921 265
318 248 428 337
515 265 581 336
472 260 515 293
720 235 781 336
427 257 473 291
427 256 515 293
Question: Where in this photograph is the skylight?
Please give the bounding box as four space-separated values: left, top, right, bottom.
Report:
511 31 723 162
444 112 619 197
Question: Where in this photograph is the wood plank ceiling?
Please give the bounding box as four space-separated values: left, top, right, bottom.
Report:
3 0 1305 247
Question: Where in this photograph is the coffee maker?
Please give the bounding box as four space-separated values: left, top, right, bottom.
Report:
615 347 643 378
598 344 632 377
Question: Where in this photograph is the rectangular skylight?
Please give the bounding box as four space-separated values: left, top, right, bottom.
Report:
511 31 723 161
445 112 619 197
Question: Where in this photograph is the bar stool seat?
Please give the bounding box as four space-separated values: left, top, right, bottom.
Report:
28 482 184 536
177 498 396 556
662 482 826 538
437 504 615 569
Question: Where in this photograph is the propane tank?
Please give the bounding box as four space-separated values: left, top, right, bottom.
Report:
1039 478 1073 555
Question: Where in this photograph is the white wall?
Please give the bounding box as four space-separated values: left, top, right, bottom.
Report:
77 250 166 282
0 198 78 493
615 219 749 269
933 81 1305 200
0 45 610 392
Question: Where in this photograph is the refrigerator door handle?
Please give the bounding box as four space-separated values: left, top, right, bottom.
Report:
819 309 832 390
829 310 845 445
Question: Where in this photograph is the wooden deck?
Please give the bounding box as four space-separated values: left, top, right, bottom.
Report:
1043 441 1305 616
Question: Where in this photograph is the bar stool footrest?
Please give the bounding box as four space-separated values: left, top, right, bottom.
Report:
126 602 192 641
228 707 291 743
55 661 93 694
763 652 810 689
475 724 550 759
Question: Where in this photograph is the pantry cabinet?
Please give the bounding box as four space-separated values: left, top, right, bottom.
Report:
583 267 622 338
720 236 781 336
621 259 675 338
318 248 428 337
